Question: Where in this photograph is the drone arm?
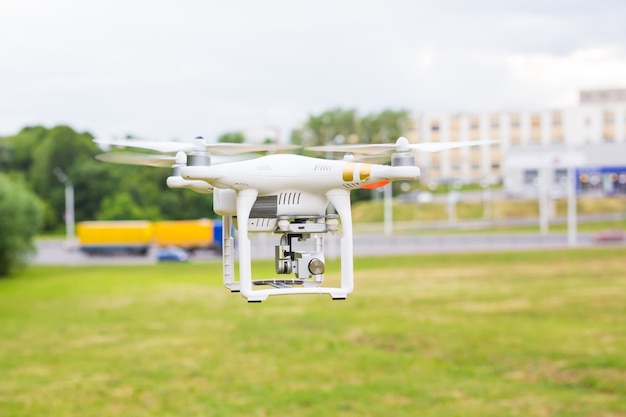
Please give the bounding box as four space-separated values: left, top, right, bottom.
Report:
326 189 354 297
235 189 259 300
369 165 421 182
166 176 214 194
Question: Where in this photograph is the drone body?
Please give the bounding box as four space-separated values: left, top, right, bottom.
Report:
180 154 419 216
179 153 419 302
95 136 493 302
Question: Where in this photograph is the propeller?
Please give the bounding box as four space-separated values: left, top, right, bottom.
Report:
306 137 498 155
95 152 182 167
93 136 302 194
95 151 256 168
94 136 301 154
95 135 301 169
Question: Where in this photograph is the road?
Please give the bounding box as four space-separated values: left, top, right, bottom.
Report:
32 230 624 265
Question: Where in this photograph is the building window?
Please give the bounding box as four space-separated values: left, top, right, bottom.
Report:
554 169 567 184
530 114 541 143
430 119 440 142
470 116 480 140
510 114 521 145
524 169 539 185
413 120 421 143
450 117 460 141
552 111 564 143
489 115 499 140
603 110 615 142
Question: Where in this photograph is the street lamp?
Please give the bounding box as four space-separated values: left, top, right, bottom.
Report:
480 176 494 221
53 167 75 244
446 180 462 224
383 182 393 236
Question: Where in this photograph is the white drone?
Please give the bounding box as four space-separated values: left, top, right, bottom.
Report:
95 135 492 302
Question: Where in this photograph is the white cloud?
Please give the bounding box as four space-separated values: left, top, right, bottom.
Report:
506 45 626 107
1 0 625 140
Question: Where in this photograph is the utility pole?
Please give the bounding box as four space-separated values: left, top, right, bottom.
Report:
384 182 393 236
53 167 75 244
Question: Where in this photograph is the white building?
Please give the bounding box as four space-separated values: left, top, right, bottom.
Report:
409 88 626 196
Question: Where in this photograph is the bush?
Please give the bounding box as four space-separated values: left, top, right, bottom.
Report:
0 174 44 276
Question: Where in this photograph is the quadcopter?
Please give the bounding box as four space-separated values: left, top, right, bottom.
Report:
95 135 492 302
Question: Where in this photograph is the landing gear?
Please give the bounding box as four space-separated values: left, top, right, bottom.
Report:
226 189 355 302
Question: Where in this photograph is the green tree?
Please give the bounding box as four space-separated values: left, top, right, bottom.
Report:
291 108 358 147
0 174 43 276
0 139 11 168
358 109 410 144
98 192 148 221
218 132 245 143
5 125 100 230
1 126 47 173
31 125 98 196
290 108 409 147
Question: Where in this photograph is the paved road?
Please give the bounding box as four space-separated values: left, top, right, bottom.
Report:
32 231 624 265
32 240 224 265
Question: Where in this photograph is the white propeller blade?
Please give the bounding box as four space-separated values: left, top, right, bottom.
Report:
95 151 257 167
203 142 302 154
94 138 301 154
306 142 392 155
94 139 196 153
307 137 498 155
95 152 179 167
409 139 499 153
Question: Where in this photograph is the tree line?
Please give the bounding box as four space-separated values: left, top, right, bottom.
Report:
0 125 214 233
1 108 409 231
290 108 410 147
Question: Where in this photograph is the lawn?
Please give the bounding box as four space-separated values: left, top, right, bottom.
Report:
1 248 625 417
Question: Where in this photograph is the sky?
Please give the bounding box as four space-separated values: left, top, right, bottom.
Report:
1 0 626 143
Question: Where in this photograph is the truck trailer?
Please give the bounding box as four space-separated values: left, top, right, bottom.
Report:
77 221 153 255
76 219 223 256
153 219 221 252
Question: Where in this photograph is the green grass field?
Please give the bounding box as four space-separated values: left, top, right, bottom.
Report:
1 248 626 417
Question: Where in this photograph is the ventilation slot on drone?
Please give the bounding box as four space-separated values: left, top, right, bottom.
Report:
279 192 302 205
233 182 249 190
314 164 333 172
342 183 360 190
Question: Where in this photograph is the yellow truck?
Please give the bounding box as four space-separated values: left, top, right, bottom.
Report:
77 221 153 255
153 219 219 252
77 219 223 256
